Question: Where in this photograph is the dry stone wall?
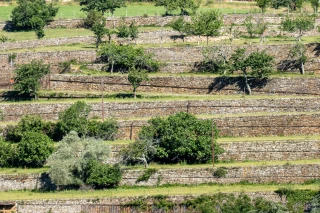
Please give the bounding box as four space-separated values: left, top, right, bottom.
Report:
48 75 320 96
0 164 318 192
116 113 320 139
16 192 282 213
109 139 320 162
2 97 320 122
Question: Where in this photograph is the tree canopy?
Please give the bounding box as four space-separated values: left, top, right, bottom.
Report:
128 68 149 99
14 60 50 100
11 0 58 39
80 0 125 15
121 112 223 165
281 15 314 41
155 0 200 15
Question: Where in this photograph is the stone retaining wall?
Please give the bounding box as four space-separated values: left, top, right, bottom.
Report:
48 75 320 96
109 139 320 162
16 192 283 213
0 164 318 192
1 97 320 122
116 113 320 139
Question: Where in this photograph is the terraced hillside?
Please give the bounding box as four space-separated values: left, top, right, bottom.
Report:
0 1 319 212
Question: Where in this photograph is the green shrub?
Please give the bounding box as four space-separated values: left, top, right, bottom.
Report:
213 167 227 178
0 138 17 168
86 160 122 189
136 168 157 183
87 119 118 140
17 131 54 168
138 112 224 164
83 10 104 29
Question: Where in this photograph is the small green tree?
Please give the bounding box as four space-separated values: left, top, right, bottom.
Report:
128 68 148 99
80 0 125 16
227 48 274 95
255 18 268 44
14 60 50 100
244 16 255 38
170 16 190 42
289 42 307 74
255 0 271 13
0 139 16 168
281 15 314 41
55 101 91 139
11 0 58 39
91 15 107 48
116 19 139 43
87 119 118 140
190 10 223 46
155 0 199 15
17 131 54 168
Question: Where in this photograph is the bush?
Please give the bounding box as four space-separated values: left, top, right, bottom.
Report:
85 160 122 189
83 10 104 28
138 112 224 164
5 115 53 142
213 167 227 178
136 168 157 183
0 138 17 168
87 119 118 140
17 131 54 168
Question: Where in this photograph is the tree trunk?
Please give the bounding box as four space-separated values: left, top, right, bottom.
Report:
301 62 305 75
133 87 136 99
111 61 114 74
243 72 251 95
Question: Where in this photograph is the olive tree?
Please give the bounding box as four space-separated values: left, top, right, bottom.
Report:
255 0 271 13
14 60 50 100
289 42 307 75
155 0 200 15
47 131 110 188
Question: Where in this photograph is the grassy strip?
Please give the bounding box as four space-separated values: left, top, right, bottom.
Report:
0 159 318 175
0 184 317 201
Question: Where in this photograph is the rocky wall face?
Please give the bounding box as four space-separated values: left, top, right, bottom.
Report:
1 164 318 193
48 75 320 96
116 113 320 139
2 97 320 122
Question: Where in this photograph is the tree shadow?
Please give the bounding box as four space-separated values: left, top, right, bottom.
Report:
207 76 268 94
2 91 32 102
169 35 186 42
313 43 320 57
277 60 299 72
192 61 221 73
38 173 57 191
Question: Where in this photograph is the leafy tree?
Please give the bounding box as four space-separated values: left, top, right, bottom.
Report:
309 0 319 12
289 42 307 74
129 21 139 41
155 0 199 15
14 60 50 100
169 16 190 42
83 10 104 28
0 138 17 168
128 68 149 99
85 160 122 189
5 115 53 142
137 112 223 164
47 131 110 188
11 0 58 39
270 0 290 9
87 119 118 140
255 0 271 13
190 10 223 46
256 18 268 44
281 15 314 41
226 48 274 95
55 101 91 140
98 43 160 73
91 15 107 48
17 131 54 168
197 46 228 74
116 19 139 42
244 16 255 38
80 0 125 16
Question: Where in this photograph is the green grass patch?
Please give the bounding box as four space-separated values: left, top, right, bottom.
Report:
0 183 317 201
0 28 93 41
0 167 48 175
